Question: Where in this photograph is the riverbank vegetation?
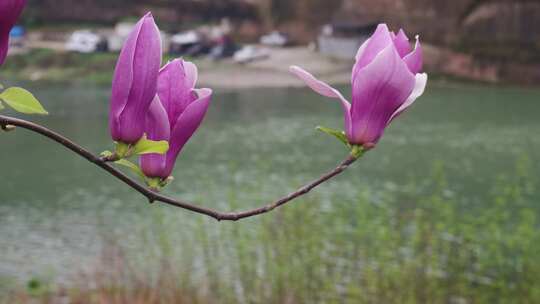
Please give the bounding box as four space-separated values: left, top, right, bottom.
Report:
0 49 195 85
4 157 539 304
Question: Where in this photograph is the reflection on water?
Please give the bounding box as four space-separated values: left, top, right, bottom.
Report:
1 81 539 299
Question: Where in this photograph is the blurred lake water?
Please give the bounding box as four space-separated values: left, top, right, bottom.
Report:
1 81 539 302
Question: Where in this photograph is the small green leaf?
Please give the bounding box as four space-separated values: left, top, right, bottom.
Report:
0 101 4 110
100 150 114 158
316 126 349 146
133 136 169 155
0 87 48 115
115 159 146 180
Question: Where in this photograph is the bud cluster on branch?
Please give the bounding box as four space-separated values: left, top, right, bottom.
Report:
0 3 428 221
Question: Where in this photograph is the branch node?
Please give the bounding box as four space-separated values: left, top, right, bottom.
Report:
299 185 310 194
100 154 120 162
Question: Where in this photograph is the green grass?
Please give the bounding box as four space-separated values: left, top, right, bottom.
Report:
0 49 117 85
6 156 539 303
0 49 207 85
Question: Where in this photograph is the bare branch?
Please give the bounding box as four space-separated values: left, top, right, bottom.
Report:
0 114 359 221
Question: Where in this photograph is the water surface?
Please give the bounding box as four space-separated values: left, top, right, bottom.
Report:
1 81 539 296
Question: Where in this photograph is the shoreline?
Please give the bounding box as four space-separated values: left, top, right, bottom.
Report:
1 47 353 89
1 46 533 90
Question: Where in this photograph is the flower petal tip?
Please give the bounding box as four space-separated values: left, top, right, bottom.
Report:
289 65 301 74
195 88 213 99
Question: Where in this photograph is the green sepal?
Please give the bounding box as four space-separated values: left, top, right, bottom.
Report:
0 87 48 115
316 126 349 147
0 84 4 110
102 143 132 160
133 135 169 156
115 142 132 158
146 177 162 191
103 150 145 180
351 145 365 159
145 176 174 192
110 155 174 192
114 158 147 181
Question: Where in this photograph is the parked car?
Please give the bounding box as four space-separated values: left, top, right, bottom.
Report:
209 35 238 60
169 31 209 56
317 22 378 59
66 30 108 53
233 45 270 64
260 31 290 47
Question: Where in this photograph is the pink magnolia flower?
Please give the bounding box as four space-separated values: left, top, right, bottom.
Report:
291 24 427 148
0 0 26 66
140 59 212 179
109 13 162 144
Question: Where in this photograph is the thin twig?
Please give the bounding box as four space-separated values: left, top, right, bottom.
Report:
0 114 359 221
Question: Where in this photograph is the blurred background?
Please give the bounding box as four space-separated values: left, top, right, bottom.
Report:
1 0 539 303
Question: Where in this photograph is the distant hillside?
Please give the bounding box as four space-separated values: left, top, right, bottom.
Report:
337 0 540 63
20 0 540 83
25 0 540 57
24 0 258 28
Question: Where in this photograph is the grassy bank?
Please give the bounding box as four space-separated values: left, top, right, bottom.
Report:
0 48 474 89
0 47 351 89
0 49 118 85
0 49 224 85
4 157 539 304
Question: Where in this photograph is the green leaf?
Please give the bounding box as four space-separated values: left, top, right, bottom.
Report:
0 87 48 115
316 126 349 146
115 159 146 180
133 136 169 155
0 101 4 111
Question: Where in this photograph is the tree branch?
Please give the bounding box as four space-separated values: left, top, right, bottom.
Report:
0 114 359 221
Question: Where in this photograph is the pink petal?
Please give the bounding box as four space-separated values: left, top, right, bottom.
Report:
162 88 212 177
404 36 423 74
0 35 8 66
158 59 197 125
354 38 371 61
349 45 416 145
109 21 140 141
183 60 199 88
290 65 343 99
352 24 394 78
289 65 352 137
393 29 411 58
140 95 171 179
0 0 26 66
388 73 428 123
110 13 162 143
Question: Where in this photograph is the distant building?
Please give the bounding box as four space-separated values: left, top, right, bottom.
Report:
317 22 378 60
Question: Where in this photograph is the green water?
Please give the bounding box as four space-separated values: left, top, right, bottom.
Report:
1 81 539 302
